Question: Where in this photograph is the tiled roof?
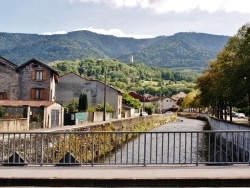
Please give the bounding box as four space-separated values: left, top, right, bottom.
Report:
0 100 57 107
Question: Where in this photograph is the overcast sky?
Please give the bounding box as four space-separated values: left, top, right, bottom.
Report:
1 0 250 38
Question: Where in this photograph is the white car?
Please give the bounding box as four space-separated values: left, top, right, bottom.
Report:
140 112 148 116
237 113 245 118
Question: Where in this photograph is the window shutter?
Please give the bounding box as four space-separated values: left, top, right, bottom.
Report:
32 71 36 80
42 89 46 100
43 71 47 80
30 89 35 100
3 92 7 100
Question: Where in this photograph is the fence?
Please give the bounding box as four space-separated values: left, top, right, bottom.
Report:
0 130 249 166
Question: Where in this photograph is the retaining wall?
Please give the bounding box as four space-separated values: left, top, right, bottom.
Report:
0 118 28 131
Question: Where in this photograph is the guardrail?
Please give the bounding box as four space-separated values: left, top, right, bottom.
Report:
0 130 249 166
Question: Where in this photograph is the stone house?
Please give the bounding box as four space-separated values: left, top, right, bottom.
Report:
18 58 59 101
0 57 59 101
0 57 63 129
0 56 19 100
55 72 123 119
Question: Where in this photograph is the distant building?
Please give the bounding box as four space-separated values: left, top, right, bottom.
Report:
172 92 186 101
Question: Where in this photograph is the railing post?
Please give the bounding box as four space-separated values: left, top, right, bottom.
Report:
196 132 199 166
144 133 146 166
40 133 43 166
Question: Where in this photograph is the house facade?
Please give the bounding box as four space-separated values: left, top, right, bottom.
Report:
55 72 123 119
0 57 19 100
161 97 178 112
18 58 59 101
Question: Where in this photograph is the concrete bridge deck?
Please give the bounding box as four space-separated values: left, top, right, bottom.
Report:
1 165 250 187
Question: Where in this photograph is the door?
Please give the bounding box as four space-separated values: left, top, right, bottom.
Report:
51 109 59 128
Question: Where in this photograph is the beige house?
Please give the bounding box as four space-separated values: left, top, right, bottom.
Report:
55 72 123 119
161 97 178 112
0 100 64 130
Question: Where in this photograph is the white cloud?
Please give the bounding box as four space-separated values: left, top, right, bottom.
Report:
41 27 154 38
75 27 155 38
42 31 67 35
71 0 250 14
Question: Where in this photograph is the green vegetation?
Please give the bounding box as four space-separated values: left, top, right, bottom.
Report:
0 31 228 72
87 103 114 113
122 93 141 109
194 23 250 120
0 106 4 118
78 93 88 112
51 58 197 97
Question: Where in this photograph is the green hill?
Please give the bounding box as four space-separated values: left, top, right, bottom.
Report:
0 31 229 71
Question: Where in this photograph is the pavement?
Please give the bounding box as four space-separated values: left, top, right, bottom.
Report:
1 165 250 187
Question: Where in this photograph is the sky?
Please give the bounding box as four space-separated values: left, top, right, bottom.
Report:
1 0 250 39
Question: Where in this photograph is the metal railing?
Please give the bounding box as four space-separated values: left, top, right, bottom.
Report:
0 130 249 166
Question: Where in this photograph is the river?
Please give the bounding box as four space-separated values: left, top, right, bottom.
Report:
105 117 206 165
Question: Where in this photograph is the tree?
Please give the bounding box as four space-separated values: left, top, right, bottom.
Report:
78 93 88 112
65 98 78 112
122 93 141 109
145 104 155 115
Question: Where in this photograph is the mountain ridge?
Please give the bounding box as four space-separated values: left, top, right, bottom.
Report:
0 30 229 71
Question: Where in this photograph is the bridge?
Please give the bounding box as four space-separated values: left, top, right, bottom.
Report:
1 115 250 187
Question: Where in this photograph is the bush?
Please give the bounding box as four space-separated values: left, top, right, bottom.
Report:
0 106 4 118
145 104 155 115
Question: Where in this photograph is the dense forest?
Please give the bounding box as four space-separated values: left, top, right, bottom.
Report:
0 31 229 72
51 58 198 97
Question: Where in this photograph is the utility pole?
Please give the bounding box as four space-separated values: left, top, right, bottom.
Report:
103 68 107 121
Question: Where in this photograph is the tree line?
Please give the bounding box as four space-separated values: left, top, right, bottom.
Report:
191 23 250 121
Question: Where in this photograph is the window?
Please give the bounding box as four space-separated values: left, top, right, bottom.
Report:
0 92 7 100
36 71 43 80
35 89 43 99
31 88 46 100
32 70 46 81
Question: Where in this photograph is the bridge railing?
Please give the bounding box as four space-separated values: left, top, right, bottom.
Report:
0 130 249 166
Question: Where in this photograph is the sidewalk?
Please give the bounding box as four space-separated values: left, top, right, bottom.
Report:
0 165 250 187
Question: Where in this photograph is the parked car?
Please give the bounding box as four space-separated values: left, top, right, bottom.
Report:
237 113 246 118
232 112 239 117
164 111 173 114
140 112 148 116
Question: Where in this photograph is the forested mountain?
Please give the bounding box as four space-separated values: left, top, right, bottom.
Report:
0 30 229 71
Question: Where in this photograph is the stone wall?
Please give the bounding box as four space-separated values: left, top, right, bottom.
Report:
62 113 177 132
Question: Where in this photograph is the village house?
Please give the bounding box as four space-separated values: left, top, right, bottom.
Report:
0 56 19 100
55 72 123 119
129 91 182 114
0 57 63 130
